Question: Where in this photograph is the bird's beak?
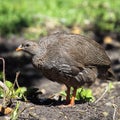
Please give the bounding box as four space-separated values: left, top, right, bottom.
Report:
16 44 23 51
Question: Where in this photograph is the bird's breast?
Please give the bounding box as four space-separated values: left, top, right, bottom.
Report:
32 56 45 70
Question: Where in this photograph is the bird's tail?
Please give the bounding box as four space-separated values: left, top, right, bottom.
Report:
106 67 116 81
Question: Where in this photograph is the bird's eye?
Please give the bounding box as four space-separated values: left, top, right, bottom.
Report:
25 44 30 47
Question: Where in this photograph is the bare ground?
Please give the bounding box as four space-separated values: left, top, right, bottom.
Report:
16 82 120 120
0 81 120 120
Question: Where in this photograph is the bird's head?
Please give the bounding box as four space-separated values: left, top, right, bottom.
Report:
16 41 39 55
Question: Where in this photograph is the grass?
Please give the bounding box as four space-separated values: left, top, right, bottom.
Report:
0 0 120 36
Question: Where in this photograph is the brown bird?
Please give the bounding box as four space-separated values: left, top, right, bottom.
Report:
16 33 115 106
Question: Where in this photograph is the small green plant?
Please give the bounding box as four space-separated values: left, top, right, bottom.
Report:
108 82 114 91
10 101 20 120
60 87 95 102
0 72 27 101
0 58 27 117
0 80 27 100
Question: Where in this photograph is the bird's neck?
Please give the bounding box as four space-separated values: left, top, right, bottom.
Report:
33 46 47 58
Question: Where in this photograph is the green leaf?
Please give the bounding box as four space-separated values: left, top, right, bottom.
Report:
0 72 3 80
60 90 66 97
5 80 13 88
85 89 93 98
108 82 114 91
15 87 27 98
0 88 4 98
76 88 94 102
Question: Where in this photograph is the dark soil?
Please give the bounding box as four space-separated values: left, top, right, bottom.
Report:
0 81 120 120
0 32 120 120
18 82 120 120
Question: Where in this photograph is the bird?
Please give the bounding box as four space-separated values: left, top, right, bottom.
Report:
16 32 115 106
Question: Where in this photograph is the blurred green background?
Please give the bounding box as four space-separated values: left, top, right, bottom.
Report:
0 0 120 38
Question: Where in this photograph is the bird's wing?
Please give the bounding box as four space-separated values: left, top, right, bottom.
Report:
52 60 97 85
39 33 111 68
59 34 111 67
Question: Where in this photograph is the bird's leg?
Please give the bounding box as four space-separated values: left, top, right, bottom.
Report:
58 87 76 108
69 88 77 106
66 86 70 104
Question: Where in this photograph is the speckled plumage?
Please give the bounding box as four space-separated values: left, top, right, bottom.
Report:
16 32 115 105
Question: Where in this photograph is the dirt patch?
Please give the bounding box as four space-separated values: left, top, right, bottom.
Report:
17 82 120 120
0 82 120 120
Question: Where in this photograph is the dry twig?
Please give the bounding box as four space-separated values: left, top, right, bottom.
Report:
113 104 117 120
0 81 8 92
13 71 20 88
94 84 109 104
0 57 9 107
0 57 6 83
13 71 27 101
